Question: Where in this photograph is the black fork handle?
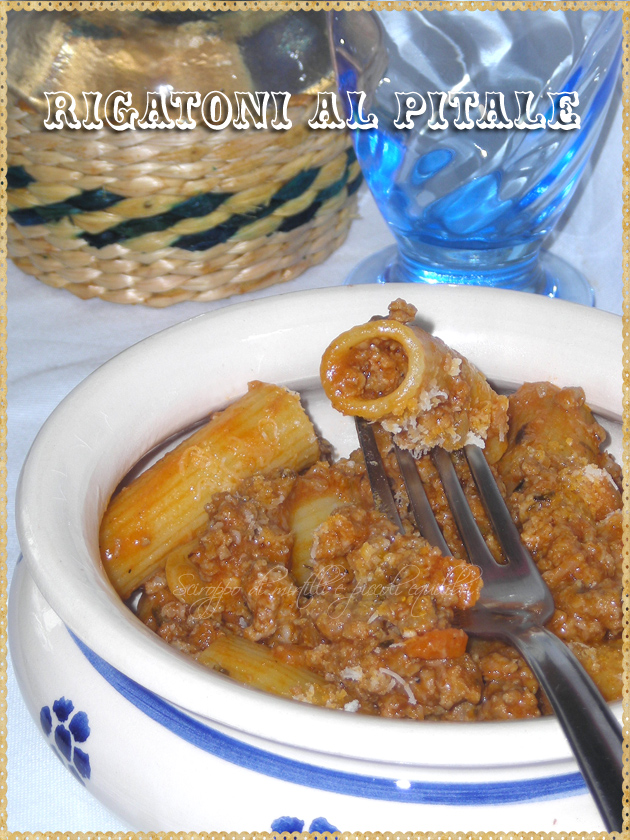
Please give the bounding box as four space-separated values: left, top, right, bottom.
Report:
509 624 623 832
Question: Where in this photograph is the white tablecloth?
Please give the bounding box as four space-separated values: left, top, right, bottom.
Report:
7 91 622 830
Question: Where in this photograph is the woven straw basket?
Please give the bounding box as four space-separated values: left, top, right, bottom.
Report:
7 10 361 306
8 100 361 306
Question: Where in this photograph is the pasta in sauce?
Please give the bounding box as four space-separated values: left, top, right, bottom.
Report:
100 301 623 720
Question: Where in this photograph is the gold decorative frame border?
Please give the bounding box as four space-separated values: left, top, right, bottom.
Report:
0 0 626 837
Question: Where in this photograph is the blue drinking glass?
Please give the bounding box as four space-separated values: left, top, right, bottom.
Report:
329 9 622 303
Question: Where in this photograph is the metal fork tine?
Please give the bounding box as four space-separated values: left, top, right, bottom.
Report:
431 447 499 574
464 444 536 575
354 417 404 532
395 446 451 555
354 421 622 830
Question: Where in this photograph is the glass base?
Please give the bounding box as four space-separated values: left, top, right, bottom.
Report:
344 245 595 306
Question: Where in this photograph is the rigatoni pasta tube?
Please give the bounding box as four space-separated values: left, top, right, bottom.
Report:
289 493 343 587
495 382 614 493
100 381 320 599
320 299 508 461
287 461 364 586
197 634 347 707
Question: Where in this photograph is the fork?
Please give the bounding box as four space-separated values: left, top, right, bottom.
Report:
356 417 624 832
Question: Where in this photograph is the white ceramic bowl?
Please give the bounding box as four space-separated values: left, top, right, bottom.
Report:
11 285 622 831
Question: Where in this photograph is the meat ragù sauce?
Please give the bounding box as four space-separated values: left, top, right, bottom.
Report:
135 382 622 720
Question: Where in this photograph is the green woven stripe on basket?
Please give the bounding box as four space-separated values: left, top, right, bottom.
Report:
274 166 360 235
172 167 322 251
8 147 361 253
81 190 234 248
173 149 359 252
9 186 124 226
7 165 36 190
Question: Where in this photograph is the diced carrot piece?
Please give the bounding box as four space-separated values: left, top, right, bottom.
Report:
402 628 468 660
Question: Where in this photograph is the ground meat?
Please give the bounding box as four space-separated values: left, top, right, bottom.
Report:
136 382 622 722
496 383 623 653
338 338 408 400
138 457 485 720
241 559 301 643
470 640 541 720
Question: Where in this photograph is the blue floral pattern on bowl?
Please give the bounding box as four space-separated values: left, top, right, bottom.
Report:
40 697 91 785
271 816 339 834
